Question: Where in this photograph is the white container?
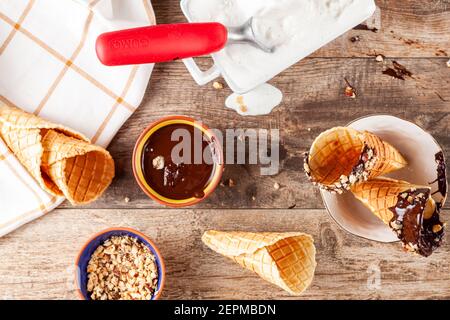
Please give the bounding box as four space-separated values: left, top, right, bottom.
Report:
180 0 376 93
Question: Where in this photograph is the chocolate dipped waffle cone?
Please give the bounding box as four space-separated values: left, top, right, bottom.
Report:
304 127 407 193
202 230 316 295
351 178 414 224
0 103 114 205
351 177 445 257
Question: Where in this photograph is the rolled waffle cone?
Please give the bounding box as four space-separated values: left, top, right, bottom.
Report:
202 230 317 295
350 177 431 225
305 127 407 192
350 177 446 257
351 178 431 225
0 103 114 204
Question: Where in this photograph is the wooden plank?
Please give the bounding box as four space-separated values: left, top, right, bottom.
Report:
61 57 450 209
1 0 449 302
0 209 448 300
152 0 450 58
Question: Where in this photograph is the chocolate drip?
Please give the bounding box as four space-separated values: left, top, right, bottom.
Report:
389 189 444 257
430 151 447 199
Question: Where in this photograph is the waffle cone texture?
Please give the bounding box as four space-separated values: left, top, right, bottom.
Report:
0 104 114 205
202 230 317 295
305 127 407 191
350 177 427 225
351 177 445 257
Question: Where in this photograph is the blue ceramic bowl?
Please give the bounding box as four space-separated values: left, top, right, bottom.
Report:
75 227 165 300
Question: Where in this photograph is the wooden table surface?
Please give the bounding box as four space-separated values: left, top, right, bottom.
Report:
0 0 449 300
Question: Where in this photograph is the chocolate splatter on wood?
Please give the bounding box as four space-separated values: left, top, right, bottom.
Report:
350 35 361 43
434 91 447 102
404 38 420 46
354 6 381 33
430 151 447 199
354 24 378 32
382 61 413 80
434 49 448 57
390 32 448 57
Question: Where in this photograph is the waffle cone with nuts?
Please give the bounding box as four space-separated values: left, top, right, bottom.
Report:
202 230 316 295
304 127 407 192
351 177 445 257
351 177 416 224
0 103 114 204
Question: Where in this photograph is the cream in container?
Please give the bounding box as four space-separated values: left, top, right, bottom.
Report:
181 0 376 94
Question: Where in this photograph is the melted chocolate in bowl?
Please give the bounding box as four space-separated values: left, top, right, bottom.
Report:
141 124 217 200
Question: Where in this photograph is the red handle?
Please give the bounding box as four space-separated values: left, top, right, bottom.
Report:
96 23 228 66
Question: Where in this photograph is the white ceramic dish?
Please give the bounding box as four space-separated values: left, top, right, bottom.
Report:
321 115 447 243
180 0 376 93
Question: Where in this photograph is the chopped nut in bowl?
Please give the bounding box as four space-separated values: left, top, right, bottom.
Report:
75 228 165 300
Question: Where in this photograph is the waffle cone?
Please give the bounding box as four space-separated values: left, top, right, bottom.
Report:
0 104 114 204
305 127 407 192
351 177 430 224
202 230 316 295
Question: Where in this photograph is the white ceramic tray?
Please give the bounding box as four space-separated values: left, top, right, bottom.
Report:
180 0 376 93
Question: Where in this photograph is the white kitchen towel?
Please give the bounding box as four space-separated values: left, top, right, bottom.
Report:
0 0 155 236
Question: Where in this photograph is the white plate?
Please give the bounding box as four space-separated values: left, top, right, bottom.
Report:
320 115 447 243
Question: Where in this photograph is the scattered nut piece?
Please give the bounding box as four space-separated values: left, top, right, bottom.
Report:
251 196 256 201
344 79 356 98
303 162 311 174
345 86 356 98
87 236 158 300
375 55 384 62
390 220 403 231
152 156 165 170
432 224 443 233
124 197 130 203
213 81 223 90
224 178 235 187
274 182 280 190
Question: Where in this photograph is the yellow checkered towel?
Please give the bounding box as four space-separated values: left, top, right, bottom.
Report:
0 0 155 236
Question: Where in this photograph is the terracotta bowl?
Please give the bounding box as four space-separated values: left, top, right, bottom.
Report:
132 116 224 207
75 227 165 300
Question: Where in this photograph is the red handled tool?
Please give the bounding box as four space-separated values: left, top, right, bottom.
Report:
96 23 228 66
96 20 273 66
